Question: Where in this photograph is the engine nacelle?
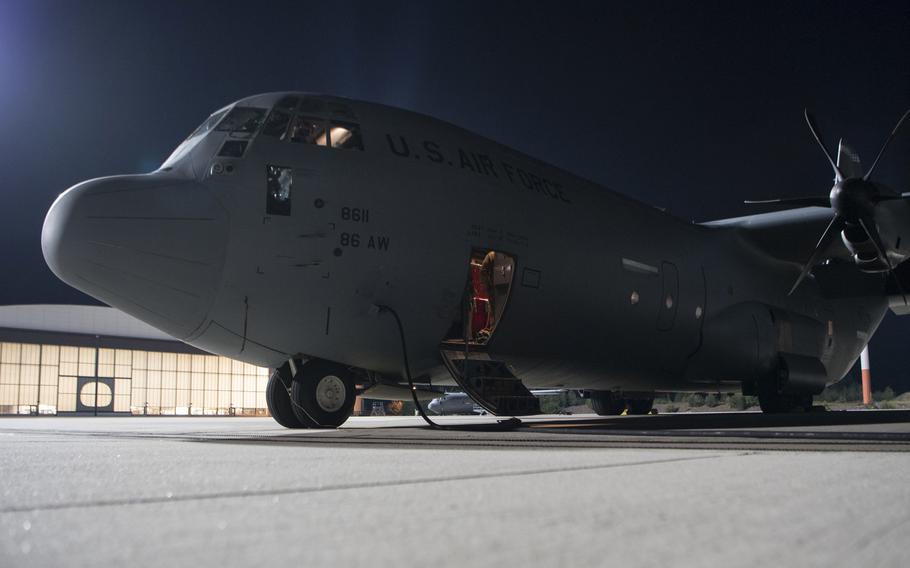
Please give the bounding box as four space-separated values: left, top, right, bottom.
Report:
685 303 776 384
842 225 887 272
687 303 832 395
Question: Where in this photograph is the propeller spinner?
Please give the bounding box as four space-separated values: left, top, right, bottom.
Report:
745 108 910 301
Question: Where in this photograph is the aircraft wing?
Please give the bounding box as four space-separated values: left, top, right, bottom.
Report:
702 206 851 265
707 206 910 313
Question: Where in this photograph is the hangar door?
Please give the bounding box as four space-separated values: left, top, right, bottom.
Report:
75 376 115 414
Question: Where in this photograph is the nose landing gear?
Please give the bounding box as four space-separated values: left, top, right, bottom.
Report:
266 359 357 428
265 363 305 428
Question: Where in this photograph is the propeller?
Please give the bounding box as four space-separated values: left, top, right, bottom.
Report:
745 108 910 300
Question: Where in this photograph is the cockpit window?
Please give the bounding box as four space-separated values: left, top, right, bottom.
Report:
160 106 231 169
262 110 292 139
267 97 364 151
289 115 329 146
330 121 363 150
186 107 230 140
261 96 299 139
216 107 267 134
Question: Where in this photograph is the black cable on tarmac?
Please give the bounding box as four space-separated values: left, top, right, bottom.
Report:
377 304 522 431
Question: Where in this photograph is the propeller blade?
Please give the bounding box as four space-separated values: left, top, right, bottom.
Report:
744 196 830 207
804 109 844 182
836 139 863 179
788 214 845 295
864 108 910 181
858 217 907 305
859 216 889 262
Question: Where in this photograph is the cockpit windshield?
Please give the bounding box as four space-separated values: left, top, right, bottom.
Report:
215 107 267 135
186 107 230 140
260 96 364 151
161 96 361 171
160 105 268 169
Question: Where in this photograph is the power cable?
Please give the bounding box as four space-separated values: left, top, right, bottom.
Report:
377 304 522 431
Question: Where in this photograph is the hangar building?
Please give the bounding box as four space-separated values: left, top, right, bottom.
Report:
0 304 270 416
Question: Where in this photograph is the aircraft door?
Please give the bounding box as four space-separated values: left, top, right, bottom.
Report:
443 249 516 346
657 262 679 331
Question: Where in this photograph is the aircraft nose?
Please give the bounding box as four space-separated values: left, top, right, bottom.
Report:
42 174 228 340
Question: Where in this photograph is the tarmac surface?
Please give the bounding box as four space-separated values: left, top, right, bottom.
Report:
1 410 909 567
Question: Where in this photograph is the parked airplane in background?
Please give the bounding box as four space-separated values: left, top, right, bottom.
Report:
427 390 566 415
427 392 481 416
41 92 910 427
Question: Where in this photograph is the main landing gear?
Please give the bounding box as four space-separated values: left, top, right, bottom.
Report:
266 359 357 428
590 391 654 416
756 386 813 413
753 363 816 413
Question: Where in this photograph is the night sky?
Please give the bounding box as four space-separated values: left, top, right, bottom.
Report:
1 1 908 387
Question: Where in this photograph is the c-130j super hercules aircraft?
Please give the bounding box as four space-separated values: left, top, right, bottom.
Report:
41 92 910 427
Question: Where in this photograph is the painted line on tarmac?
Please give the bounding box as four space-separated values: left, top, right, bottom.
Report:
0 452 730 514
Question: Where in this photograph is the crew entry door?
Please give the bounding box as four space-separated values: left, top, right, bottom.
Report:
439 249 540 416
443 250 516 346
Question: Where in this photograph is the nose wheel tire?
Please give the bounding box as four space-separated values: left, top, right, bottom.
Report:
290 360 357 428
266 364 310 428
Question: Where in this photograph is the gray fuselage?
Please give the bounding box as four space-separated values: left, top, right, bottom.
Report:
42 92 891 396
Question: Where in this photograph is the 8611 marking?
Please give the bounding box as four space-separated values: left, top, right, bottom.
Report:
341 207 369 223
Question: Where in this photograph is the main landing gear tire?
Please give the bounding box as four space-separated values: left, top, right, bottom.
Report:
290 360 357 428
591 391 626 416
757 388 813 414
266 364 307 428
625 398 654 415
